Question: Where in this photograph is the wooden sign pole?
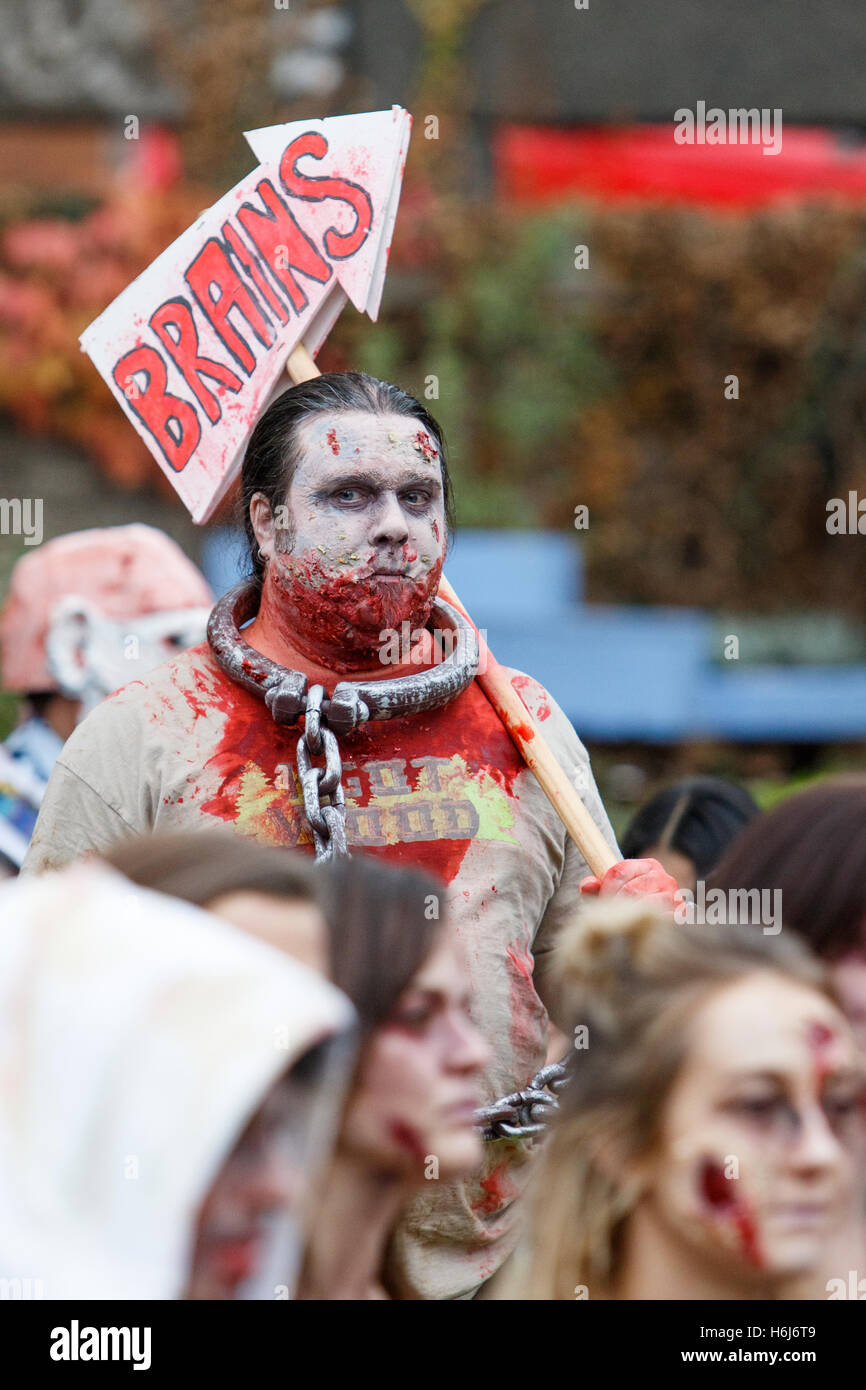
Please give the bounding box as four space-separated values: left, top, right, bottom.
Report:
285 350 618 877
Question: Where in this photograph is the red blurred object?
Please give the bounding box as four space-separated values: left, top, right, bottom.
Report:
125 126 184 194
496 124 866 207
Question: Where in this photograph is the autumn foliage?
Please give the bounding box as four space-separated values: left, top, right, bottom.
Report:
3 179 866 615
0 187 205 493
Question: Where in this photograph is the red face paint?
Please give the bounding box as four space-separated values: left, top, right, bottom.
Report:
325 428 340 455
258 551 443 672
388 1120 426 1160
701 1159 735 1208
699 1158 763 1268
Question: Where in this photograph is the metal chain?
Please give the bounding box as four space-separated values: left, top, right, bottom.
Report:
295 686 350 863
475 1058 572 1143
207 582 481 863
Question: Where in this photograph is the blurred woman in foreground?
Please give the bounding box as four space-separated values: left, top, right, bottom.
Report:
104 828 328 975
504 898 865 1300
300 857 491 1300
0 860 355 1299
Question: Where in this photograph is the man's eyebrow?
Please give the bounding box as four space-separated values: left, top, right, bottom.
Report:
314 470 442 493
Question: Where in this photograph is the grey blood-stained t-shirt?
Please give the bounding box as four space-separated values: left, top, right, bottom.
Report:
24 640 619 1298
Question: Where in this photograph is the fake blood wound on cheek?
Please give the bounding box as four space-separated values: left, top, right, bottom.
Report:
699 1158 763 1268
388 1120 426 1161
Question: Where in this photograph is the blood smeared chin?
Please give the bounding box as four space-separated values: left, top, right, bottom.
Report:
264 554 443 669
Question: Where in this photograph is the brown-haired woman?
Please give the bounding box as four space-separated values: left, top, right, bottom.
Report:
502 898 866 1300
298 856 490 1299
710 774 866 1054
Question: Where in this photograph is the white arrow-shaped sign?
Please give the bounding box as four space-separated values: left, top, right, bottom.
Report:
80 107 412 523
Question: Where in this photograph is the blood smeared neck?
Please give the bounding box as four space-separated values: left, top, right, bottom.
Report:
252 551 442 675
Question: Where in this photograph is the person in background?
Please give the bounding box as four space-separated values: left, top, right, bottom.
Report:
501 898 865 1300
0 524 212 870
103 828 329 977
710 775 866 1056
0 860 355 1300
0 744 45 877
621 775 759 892
709 775 866 1299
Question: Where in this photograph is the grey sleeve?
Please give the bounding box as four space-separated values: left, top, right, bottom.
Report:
22 760 139 874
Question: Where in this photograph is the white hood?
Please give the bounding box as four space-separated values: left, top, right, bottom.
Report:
0 861 355 1299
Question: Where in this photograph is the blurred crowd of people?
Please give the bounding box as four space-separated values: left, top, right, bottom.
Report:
2 774 864 1300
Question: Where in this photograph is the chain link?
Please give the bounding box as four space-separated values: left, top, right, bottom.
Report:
303 684 324 755
296 726 349 863
475 1058 572 1142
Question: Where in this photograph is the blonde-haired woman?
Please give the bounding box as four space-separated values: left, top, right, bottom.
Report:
503 900 866 1300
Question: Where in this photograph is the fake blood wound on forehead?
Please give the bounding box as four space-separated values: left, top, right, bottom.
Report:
807 1020 837 1090
326 428 340 455
413 430 438 464
699 1158 763 1268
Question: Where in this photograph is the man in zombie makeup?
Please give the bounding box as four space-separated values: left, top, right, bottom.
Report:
24 372 679 1298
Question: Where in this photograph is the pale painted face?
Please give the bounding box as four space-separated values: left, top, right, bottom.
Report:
637 973 865 1284
47 600 210 717
341 932 490 1180
251 411 448 667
